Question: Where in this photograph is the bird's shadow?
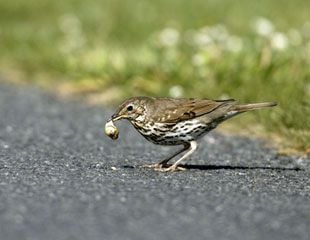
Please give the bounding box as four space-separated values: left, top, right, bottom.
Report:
122 164 303 171
179 164 302 171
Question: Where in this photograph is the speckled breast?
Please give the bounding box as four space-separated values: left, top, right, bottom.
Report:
131 119 216 145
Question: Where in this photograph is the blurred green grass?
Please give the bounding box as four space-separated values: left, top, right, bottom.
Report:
0 0 309 152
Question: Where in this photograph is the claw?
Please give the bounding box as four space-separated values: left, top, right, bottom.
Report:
155 165 186 172
142 163 186 172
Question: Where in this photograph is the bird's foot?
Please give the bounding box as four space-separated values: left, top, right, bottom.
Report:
155 164 186 172
142 163 186 172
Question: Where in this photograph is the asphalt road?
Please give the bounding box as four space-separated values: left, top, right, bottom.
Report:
0 83 309 240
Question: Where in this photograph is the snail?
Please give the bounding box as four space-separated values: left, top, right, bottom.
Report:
104 120 119 140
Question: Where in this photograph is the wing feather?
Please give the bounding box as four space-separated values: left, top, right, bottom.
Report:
150 98 236 123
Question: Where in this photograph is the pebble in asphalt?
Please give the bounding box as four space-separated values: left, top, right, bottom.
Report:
0 83 309 240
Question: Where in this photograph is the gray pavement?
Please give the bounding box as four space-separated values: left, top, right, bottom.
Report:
0 83 309 240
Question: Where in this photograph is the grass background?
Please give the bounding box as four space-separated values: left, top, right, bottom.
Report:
0 0 309 153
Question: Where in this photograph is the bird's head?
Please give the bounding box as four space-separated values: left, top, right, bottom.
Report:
110 97 150 123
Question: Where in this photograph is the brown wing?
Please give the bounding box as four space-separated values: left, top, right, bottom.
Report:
150 98 236 123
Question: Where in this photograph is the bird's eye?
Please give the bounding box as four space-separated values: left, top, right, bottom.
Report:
127 105 133 112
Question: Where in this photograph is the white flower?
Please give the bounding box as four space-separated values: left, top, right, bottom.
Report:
193 31 212 48
169 85 183 98
59 14 81 33
253 17 274 37
80 48 107 72
109 51 126 70
219 94 231 101
271 32 289 51
58 13 85 53
158 28 180 47
208 24 229 41
226 36 243 53
192 53 206 66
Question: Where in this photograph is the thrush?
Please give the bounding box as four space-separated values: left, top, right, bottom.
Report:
107 97 277 172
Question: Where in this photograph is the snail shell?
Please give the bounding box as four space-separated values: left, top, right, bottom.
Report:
105 120 119 140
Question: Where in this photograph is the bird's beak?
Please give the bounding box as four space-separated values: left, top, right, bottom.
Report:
110 114 126 122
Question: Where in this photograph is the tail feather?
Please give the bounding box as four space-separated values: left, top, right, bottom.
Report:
233 102 277 112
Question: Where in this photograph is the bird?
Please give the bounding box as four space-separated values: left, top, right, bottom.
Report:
107 97 277 172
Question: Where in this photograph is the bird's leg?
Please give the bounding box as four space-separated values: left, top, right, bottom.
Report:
158 141 197 172
143 144 190 169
